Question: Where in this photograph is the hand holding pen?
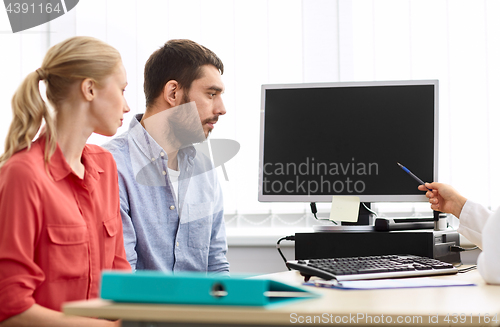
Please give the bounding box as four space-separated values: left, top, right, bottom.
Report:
417 182 467 218
397 162 468 219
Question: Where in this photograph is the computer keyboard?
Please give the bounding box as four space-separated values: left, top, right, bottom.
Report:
287 255 458 281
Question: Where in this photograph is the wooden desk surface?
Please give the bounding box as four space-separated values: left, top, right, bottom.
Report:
63 269 500 326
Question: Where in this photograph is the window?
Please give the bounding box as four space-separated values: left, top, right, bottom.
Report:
1 0 499 225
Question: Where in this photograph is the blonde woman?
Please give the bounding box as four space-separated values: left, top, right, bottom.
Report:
0 36 131 326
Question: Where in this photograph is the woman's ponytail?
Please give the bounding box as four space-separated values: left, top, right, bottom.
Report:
0 69 56 168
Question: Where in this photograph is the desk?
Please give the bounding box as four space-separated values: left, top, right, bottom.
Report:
63 269 500 326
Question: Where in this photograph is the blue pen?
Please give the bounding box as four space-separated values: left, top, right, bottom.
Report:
397 162 432 191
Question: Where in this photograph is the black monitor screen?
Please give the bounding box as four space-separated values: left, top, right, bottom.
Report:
259 81 438 202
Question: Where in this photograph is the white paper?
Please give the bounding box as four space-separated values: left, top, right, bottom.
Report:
310 277 475 290
329 196 360 222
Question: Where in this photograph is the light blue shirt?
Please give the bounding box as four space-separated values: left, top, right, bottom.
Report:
103 114 229 273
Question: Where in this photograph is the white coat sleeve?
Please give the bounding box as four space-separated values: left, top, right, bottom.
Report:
477 208 500 284
457 200 492 249
456 200 500 284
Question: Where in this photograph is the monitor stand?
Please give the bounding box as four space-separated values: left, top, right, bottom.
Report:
313 203 444 233
341 202 373 226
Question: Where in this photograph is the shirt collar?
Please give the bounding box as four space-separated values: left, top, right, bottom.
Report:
128 113 197 161
38 134 104 185
80 146 104 192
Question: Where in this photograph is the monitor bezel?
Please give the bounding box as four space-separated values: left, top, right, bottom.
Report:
258 79 439 203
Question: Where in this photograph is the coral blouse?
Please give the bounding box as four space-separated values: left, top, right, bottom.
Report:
0 135 131 322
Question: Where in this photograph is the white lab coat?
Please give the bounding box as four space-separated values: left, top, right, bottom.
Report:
458 200 500 284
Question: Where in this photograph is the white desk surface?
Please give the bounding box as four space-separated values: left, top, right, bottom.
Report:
63 269 500 326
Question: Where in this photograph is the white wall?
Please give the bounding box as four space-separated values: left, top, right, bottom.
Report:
2 1 500 248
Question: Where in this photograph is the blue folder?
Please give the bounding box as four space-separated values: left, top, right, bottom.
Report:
100 270 319 307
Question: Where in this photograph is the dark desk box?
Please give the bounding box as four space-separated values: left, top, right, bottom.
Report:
294 230 460 264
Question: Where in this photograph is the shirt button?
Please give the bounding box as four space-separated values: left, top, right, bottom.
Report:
151 157 156 161
170 205 175 210
162 171 167 175
176 242 179 247
160 152 165 157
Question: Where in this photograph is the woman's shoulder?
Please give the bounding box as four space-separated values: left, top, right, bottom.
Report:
0 144 45 188
2 142 44 171
84 143 117 168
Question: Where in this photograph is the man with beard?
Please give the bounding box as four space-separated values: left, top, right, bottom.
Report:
103 39 229 274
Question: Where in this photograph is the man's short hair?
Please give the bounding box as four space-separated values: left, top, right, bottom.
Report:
144 39 224 108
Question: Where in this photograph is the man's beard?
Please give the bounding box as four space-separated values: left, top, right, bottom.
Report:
182 93 217 136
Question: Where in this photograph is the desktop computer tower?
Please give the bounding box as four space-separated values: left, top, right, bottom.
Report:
294 230 461 264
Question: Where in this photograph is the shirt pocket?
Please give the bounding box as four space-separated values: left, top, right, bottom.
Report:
102 215 119 268
46 224 89 282
186 202 213 250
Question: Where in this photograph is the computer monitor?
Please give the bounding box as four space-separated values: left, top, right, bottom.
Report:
258 80 438 204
